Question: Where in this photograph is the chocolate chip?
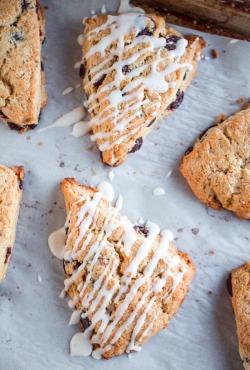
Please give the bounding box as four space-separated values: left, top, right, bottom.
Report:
27 124 37 130
129 137 143 153
21 0 30 11
137 18 156 37
79 64 85 79
183 72 187 80
80 316 91 331
122 65 130 74
19 180 23 190
12 32 24 41
198 124 216 140
133 225 149 237
137 27 153 37
167 90 184 110
4 247 11 264
147 117 156 127
63 259 81 275
184 146 193 156
41 62 44 71
94 74 106 87
165 35 181 51
7 122 23 131
226 273 233 297
7 122 37 131
0 111 8 120
65 227 69 235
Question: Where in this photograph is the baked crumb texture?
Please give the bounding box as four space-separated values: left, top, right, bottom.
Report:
82 13 205 166
0 164 24 283
228 263 250 370
61 178 195 359
180 104 250 219
0 0 47 133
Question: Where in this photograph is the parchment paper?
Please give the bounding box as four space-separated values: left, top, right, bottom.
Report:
0 1 249 369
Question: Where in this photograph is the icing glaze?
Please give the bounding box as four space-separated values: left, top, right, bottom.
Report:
118 0 145 13
60 189 186 357
101 5 106 14
108 171 115 181
62 86 74 96
37 106 86 133
68 310 81 326
83 12 196 157
115 194 123 210
153 187 165 196
48 227 66 259
97 181 115 202
71 120 91 137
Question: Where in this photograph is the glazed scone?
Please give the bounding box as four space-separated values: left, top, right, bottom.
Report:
60 178 195 359
227 263 250 370
0 0 47 133
180 104 250 219
81 12 205 166
0 164 24 283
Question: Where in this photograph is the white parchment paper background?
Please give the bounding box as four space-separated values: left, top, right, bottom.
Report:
0 1 249 369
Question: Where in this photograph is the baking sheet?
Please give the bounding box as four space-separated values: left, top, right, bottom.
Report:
0 1 249 369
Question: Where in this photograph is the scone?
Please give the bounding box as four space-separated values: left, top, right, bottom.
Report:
180 104 250 219
227 263 250 370
0 0 47 133
60 178 195 359
81 12 205 166
0 164 24 283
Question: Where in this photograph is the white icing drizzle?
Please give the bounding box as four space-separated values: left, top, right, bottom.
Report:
37 275 42 283
70 332 92 356
108 171 115 181
153 187 165 196
37 106 86 133
166 170 172 178
61 189 186 358
97 181 114 202
77 34 84 46
74 61 82 69
101 5 106 14
62 86 74 95
115 194 123 211
60 289 66 299
71 120 91 137
118 0 145 13
68 310 82 326
48 227 67 259
83 13 194 156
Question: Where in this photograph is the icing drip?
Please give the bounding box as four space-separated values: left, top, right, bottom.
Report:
61 189 186 358
118 0 145 13
37 106 86 133
83 13 194 156
48 227 66 259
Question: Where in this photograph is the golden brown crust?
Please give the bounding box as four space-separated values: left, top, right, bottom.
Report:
61 178 195 358
0 164 24 283
180 104 250 219
0 0 47 132
82 13 205 166
228 263 250 370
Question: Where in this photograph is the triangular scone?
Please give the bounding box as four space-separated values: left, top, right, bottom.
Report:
180 104 250 219
81 13 205 166
0 0 47 133
61 178 195 359
227 263 250 370
0 164 24 283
